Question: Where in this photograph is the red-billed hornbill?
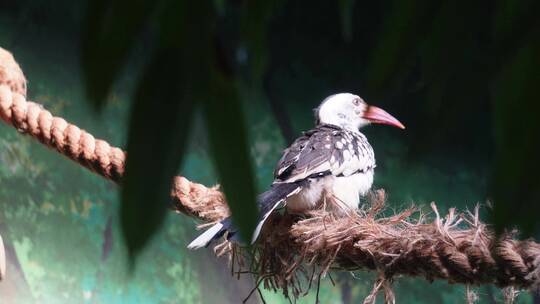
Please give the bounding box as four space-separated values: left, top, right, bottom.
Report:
188 93 405 249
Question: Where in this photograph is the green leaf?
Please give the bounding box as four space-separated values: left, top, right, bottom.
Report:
240 0 284 82
81 0 159 109
121 46 194 262
202 76 258 242
490 40 540 235
366 0 439 92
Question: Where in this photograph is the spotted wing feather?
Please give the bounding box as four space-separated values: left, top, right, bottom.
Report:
274 124 375 183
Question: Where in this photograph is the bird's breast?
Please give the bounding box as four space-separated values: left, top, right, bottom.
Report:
285 176 331 213
328 171 374 214
285 170 374 215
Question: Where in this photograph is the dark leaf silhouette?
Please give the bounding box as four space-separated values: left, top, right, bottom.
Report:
183 0 260 241
490 40 540 235
121 46 194 261
80 0 261 259
203 76 258 241
366 0 439 92
81 0 158 109
240 0 283 81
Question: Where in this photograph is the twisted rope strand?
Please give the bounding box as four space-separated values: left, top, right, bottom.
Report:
0 47 229 222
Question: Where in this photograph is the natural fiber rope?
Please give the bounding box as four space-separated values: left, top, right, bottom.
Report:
0 47 229 222
1 47 540 301
214 191 540 301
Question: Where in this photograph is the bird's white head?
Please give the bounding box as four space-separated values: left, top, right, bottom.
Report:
315 93 405 132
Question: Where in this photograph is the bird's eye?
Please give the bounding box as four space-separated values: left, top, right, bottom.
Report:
353 98 361 106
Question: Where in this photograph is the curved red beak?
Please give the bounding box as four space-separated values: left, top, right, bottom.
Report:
362 105 405 129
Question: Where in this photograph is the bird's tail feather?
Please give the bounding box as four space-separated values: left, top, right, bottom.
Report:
251 183 302 243
187 182 302 249
187 218 232 250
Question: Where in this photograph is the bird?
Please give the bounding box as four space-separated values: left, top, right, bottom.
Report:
188 93 405 249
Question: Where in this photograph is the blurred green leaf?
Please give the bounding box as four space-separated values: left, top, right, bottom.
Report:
240 0 284 82
366 0 439 92
121 46 194 261
203 76 258 242
81 0 159 109
119 0 259 257
179 0 260 241
490 40 540 235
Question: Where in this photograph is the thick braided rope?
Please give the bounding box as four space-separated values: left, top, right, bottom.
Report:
288 199 540 289
224 194 540 300
1 47 540 293
0 47 229 222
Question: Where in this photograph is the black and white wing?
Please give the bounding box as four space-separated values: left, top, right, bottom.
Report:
274 124 375 184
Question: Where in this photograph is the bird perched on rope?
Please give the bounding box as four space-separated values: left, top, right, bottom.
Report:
188 93 405 249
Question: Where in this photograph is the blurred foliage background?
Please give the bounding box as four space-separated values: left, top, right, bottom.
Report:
0 0 539 303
